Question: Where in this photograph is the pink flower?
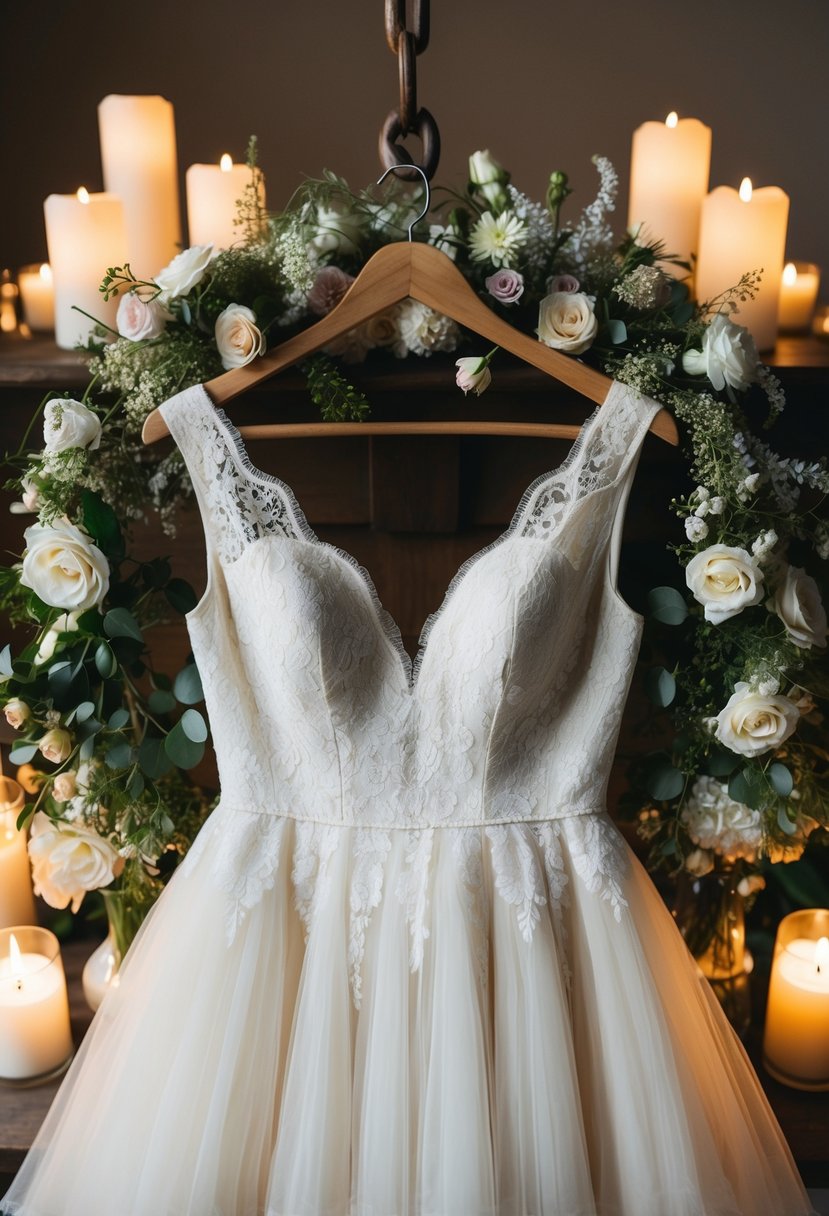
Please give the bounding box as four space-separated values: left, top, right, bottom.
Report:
547 274 580 294
307 266 355 317
455 356 492 397
485 269 524 306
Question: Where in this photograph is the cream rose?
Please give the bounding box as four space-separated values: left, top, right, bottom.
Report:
685 544 764 624
363 308 400 349
715 682 800 757
116 291 171 340
536 292 598 355
773 566 828 649
52 770 77 802
21 521 110 611
43 399 101 454
4 699 30 729
214 304 266 371
682 314 759 395
38 728 72 764
155 244 214 302
28 811 122 913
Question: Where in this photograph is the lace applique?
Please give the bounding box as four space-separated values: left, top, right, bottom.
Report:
395 828 434 970
532 821 573 991
348 828 392 1007
561 813 629 922
486 824 547 942
292 820 341 938
450 827 488 987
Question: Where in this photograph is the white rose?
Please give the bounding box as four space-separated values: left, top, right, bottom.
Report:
4 699 30 729
116 292 171 340
155 244 214 302
715 682 800 757
468 149 509 209
28 811 122 913
685 544 764 624
682 314 759 395
21 521 110 611
311 205 362 256
455 356 492 397
52 770 77 802
773 566 828 649
35 611 81 664
363 308 400 349
38 728 72 764
536 292 598 355
43 399 101 454
214 304 266 371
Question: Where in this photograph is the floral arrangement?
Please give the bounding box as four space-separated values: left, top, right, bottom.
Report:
1 142 826 940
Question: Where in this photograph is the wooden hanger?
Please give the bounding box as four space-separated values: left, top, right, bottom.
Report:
142 171 678 447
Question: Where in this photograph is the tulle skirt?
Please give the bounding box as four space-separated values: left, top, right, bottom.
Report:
1 809 815 1216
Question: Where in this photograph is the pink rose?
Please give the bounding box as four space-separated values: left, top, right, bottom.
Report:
547 274 580 294
116 292 170 341
307 267 355 317
455 356 492 397
485 269 524 306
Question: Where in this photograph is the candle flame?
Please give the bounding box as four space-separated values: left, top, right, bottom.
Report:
739 177 753 203
665 111 678 128
816 936 829 975
39 263 53 283
76 187 91 205
782 262 798 286
220 154 233 172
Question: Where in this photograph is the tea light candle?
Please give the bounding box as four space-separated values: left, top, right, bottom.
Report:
0 778 36 930
628 112 712 275
98 94 181 279
186 154 265 250
763 908 829 1091
778 261 820 331
44 187 129 349
0 927 73 1083
695 178 790 352
17 263 55 332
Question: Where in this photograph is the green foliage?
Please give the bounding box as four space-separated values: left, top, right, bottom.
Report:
302 354 370 422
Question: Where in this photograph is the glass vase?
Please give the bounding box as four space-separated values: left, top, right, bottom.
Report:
81 888 149 1011
673 867 752 1037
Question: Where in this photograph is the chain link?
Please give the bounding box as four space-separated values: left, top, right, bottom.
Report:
384 0 430 54
379 0 439 181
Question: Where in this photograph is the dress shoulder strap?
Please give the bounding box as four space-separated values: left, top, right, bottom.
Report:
159 384 305 566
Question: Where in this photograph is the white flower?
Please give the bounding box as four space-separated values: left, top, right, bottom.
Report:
681 776 763 861
52 770 77 802
455 356 492 397
116 291 171 340
306 266 354 316
214 304 266 371
38 728 72 765
10 477 42 515
772 566 828 649
684 847 715 877
709 496 725 515
43 399 101 454
362 309 400 349
35 611 81 664
311 204 362 256
758 678 780 697
393 300 459 357
685 516 709 542
323 326 372 365
468 149 510 210
751 529 778 561
28 811 122 913
21 522 110 612
715 682 800 757
427 224 458 261
4 699 30 729
536 291 598 355
685 544 764 624
468 211 528 269
694 500 710 518
155 244 214 302
682 314 759 395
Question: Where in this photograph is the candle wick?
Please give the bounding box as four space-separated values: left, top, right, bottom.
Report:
15 978 22 992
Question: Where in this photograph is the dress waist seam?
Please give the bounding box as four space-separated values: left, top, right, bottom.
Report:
212 803 607 829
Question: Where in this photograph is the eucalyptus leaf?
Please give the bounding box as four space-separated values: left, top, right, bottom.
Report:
9 742 38 765
174 663 203 705
644 666 676 708
644 759 684 801
108 708 130 731
0 644 12 677
164 720 205 769
127 769 145 799
672 302 695 326
166 579 198 615
81 490 124 559
768 762 794 797
104 607 143 643
180 708 208 743
105 740 133 769
728 766 768 811
148 689 176 714
95 641 117 679
704 747 738 778
79 735 96 761
606 318 628 345
647 586 688 626
777 805 799 836
139 736 173 779
74 701 96 723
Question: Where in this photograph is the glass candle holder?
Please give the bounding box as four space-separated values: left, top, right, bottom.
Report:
762 908 829 1091
0 777 36 930
777 261 820 332
0 925 74 1086
17 262 55 332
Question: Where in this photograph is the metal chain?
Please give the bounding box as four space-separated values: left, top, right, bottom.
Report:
378 0 440 181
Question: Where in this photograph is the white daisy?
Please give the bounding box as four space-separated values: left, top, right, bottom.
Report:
468 211 528 269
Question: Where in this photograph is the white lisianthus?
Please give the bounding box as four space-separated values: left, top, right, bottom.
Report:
680 776 763 861
28 811 122 913
468 211 528 269
52 770 77 802
155 244 214 302
685 516 709 542
4 699 30 729
21 522 110 611
43 399 101 454
455 356 492 397
536 292 598 355
311 204 362 256
468 149 510 211
772 566 828 649
38 728 72 765
715 681 800 757
35 611 81 664
116 291 171 340
214 304 266 371
681 314 759 395
685 544 764 624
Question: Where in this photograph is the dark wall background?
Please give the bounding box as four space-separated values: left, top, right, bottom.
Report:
2 1 828 298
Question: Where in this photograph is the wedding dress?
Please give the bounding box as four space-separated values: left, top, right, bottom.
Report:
2 380 815 1216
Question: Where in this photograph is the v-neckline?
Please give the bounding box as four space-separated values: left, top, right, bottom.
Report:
197 386 612 692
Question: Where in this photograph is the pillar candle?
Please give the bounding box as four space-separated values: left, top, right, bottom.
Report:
0 927 73 1082
695 179 790 352
778 261 820 331
0 778 35 930
98 94 181 279
44 188 128 349
17 263 55 332
628 112 711 275
763 909 829 1091
186 154 265 250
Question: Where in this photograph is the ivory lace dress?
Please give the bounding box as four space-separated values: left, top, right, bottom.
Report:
2 381 815 1216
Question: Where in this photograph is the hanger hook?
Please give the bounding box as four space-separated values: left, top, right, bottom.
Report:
375 164 430 242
